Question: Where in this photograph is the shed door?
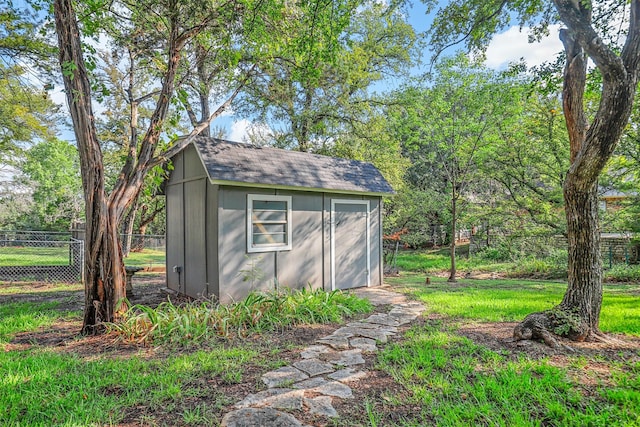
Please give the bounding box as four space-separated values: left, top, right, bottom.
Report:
331 200 370 290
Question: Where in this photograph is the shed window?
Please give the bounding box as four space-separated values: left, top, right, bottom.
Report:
247 195 292 252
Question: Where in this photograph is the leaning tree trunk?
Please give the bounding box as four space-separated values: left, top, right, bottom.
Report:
54 0 127 333
121 198 139 258
55 0 185 332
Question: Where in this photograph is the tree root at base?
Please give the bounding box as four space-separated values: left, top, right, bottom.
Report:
513 308 591 351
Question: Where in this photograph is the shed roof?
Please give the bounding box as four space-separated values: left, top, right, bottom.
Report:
190 137 394 195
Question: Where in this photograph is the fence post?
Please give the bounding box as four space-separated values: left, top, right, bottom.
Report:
609 245 613 269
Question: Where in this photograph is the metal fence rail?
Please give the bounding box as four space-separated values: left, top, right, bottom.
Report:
0 237 84 283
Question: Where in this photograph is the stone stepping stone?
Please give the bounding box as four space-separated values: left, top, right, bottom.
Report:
327 368 368 383
221 408 305 427
346 321 383 329
317 335 350 350
313 380 353 399
293 358 335 376
292 377 329 390
323 349 365 366
292 377 353 398
350 327 392 343
235 388 305 410
300 345 331 359
364 314 401 327
262 366 309 388
304 396 337 417
349 337 378 352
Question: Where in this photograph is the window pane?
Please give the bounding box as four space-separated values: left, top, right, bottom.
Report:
252 210 287 222
253 200 287 211
253 224 286 235
253 233 287 245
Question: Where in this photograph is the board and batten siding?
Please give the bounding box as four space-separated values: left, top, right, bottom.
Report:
166 145 214 298
216 187 325 304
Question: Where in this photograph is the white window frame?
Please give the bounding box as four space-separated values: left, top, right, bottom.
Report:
247 194 292 253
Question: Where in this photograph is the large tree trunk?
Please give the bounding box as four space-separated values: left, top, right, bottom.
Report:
515 0 640 345
562 181 601 333
54 0 127 333
55 0 185 332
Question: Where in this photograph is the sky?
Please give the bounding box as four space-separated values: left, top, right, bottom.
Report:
44 7 565 145
224 19 564 142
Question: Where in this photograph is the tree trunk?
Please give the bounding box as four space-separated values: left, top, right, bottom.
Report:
562 180 601 333
448 192 457 282
54 0 127 333
514 0 640 345
121 198 139 257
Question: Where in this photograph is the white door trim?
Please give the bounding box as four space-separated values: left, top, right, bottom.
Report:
330 199 370 291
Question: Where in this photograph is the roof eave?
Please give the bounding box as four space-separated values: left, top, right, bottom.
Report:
209 178 394 197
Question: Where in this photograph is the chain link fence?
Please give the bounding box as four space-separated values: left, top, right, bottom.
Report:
0 231 84 283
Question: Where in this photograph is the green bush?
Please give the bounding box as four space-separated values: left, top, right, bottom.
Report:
473 246 512 262
109 287 372 346
605 264 640 282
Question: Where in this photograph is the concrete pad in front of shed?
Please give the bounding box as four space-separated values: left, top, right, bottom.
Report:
352 287 408 305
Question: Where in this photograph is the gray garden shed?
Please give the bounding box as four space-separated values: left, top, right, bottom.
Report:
165 137 394 303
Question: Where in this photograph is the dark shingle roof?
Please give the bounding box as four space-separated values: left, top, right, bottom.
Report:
191 137 394 195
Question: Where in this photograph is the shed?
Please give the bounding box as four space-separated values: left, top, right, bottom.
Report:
165 137 394 303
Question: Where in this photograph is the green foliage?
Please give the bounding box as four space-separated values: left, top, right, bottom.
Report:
548 306 583 336
110 287 372 346
0 63 59 161
605 264 640 282
239 1 417 152
17 139 83 231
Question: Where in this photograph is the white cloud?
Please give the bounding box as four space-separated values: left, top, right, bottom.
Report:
485 24 563 69
228 119 252 142
227 119 274 144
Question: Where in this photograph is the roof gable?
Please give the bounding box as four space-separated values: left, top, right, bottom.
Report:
190 137 394 195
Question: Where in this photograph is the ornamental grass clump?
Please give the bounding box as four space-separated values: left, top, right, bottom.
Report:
109 287 371 346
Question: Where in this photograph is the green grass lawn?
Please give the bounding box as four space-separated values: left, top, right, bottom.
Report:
0 246 166 269
359 274 640 426
123 248 166 269
375 321 640 426
386 274 640 335
0 246 71 266
0 285 371 426
395 246 510 273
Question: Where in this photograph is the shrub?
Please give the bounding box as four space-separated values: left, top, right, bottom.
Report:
604 264 640 282
108 287 372 346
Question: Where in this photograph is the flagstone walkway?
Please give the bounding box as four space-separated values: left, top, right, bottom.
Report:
220 287 425 427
